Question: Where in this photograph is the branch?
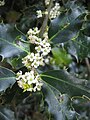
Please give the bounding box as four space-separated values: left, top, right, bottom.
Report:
39 0 53 37
85 58 90 79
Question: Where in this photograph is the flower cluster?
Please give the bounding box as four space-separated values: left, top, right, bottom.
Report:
0 0 5 6
36 2 60 20
45 0 50 6
22 53 44 69
16 27 51 92
27 27 40 44
16 70 43 92
36 10 43 18
27 27 51 57
50 3 60 19
36 10 48 18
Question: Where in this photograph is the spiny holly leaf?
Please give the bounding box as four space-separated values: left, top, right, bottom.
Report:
42 84 76 120
41 70 90 97
0 66 16 92
65 32 90 59
65 0 85 11
49 0 86 44
49 14 85 44
7 56 23 69
0 106 15 120
0 24 29 59
77 34 90 58
82 21 90 37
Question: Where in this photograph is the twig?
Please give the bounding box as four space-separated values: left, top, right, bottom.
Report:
62 0 65 5
85 58 90 79
39 0 53 38
10 0 15 10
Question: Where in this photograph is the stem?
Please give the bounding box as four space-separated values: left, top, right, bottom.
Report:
62 0 68 5
85 58 90 79
39 0 53 38
62 0 65 5
10 0 15 10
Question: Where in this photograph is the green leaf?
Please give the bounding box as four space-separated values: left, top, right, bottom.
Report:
0 66 16 92
0 24 29 59
78 34 90 58
41 70 90 97
7 57 23 69
49 1 86 44
65 32 90 59
42 84 76 120
52 47 72 66
82 21 90 36
65 0 85 11
49 15 85 44
0 106 15 120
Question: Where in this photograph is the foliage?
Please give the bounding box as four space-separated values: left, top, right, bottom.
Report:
0 0 90 120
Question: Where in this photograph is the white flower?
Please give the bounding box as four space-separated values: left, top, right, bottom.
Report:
44 58 50 64
34 82 43 92
30 70 34 75
43 32 48 40
16 70 43 92
39 57 45 66
40 39 46 47
41 46 51 56
36 10 43 18
22 75 27 82
27 28 34 35
22 55 33 69
17 80 23 88
25 72 34 84
16 71 22 80
45 0 50 6
27 27 40 44
16 70 22 76
31 60 40 68
33 27 40 34
27 76 34 84
34 53 40 60
28 35 39 43
33 75 43 92
39 39 50 48
27 27 40 35
44 11 48 15
35 46 42 52
29 53 35 62
50 3 60 19
35 38 42 45
0 0 5 6
22 58 27 65
27 87 33 92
